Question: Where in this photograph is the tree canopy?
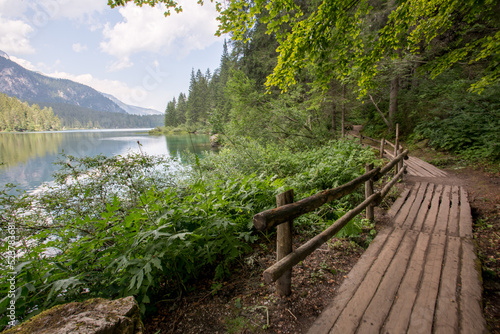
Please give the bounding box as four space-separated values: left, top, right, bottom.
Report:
108 0 500 95
110 0 499 160
0 93 61 132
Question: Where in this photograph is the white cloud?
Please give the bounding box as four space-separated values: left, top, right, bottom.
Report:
0 0 107 56
34 0 107 21
100 1 220 71
108 55 134 71
0 16 35 54
0 0 106 26
72 43 87 53
9 56 37 71
0 1 28 17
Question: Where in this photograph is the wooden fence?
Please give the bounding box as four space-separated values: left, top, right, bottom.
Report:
253 145 409 296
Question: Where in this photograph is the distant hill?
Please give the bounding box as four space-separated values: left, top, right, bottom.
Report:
33 101 164 129
0 56 127 114
0 51 165 129
102 93 163 116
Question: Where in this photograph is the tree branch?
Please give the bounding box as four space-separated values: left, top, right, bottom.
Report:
369 94 391 128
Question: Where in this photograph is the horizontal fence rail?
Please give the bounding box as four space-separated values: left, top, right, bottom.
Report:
253 167 381 231
253 143 409 296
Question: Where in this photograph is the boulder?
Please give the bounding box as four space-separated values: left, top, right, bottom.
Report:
4 296 143 334
210 133 221 147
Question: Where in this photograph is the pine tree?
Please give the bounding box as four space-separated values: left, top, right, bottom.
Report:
176 93 187 125
164 98 177 126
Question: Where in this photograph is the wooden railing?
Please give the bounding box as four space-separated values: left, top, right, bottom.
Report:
352 124 401 158
252 147 409 296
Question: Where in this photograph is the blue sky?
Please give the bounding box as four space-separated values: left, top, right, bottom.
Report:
0 0 226 112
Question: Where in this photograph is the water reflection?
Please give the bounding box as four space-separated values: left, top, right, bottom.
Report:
165 133 215 160
0 132 63 168
0 130 212 193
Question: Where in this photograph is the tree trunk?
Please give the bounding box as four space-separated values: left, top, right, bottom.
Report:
341 85 346 138
331 101 336 137
388 76 399 132
412 62 420 89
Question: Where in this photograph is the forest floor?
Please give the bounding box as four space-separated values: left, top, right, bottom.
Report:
144 148 500 334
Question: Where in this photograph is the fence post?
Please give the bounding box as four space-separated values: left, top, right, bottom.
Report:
398 150 404 179
393 123 399 159
276 189 294 296
379 137 385 159
365 164 374 221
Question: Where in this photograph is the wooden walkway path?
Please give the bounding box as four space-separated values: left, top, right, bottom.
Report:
308 157 487 333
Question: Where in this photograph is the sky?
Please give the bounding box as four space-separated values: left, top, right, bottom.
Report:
0 0 227 112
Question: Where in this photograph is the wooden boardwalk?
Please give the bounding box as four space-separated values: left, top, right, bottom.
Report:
308 157 486 333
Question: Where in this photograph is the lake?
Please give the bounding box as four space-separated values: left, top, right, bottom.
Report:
0 129 212 194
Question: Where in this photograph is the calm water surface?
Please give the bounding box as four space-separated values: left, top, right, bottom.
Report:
0 129 212 193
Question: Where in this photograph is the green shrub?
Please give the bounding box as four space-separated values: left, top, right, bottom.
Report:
0 139 379 330
404 75 500 162
0 153 277 329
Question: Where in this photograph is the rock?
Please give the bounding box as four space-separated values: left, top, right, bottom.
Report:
4 296 143 334
210 133 221 147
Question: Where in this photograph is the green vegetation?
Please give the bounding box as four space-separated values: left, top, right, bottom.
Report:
161 41 232 133
2 0 499 330
36 102 164 130
117 0 499 163
0 140 377 330
0 93 61 132
0 93 163 131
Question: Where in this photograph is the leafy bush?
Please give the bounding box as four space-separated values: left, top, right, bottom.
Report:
0 153 278 329
195 137 377 197
406 76 500 161
414 110 500 161
0 139 379 330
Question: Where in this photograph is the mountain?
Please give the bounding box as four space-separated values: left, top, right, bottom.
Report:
0 50 9 60
0 54 126 114
102 93 163 116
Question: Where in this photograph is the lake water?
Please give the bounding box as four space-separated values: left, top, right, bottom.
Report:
0 129 212 193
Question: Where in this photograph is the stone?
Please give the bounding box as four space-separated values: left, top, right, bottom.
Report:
210 133 221 147
4 296 143 334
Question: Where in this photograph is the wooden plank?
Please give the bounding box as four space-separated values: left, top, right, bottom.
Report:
434 185 451 234
307 228 392 334
459 187 473 238
387 187 411 218
406 157 434 177
460 239 487 334
401 182 428 229
405 165 420 177
329 228 407 333
407 233 447 334
381 232 431 333
422 184 443 234
356 230 419 333
393 184 421 227
407 156 448 177
448 185 460 236
411 183 434 232
434 236 460 333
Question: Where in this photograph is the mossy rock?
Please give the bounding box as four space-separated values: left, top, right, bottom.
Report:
4 296 143 334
